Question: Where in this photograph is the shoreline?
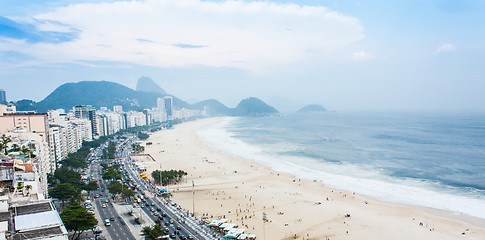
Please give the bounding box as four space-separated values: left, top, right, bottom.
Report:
141 117 485 240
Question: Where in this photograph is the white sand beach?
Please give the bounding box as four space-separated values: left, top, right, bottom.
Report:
140 117 485 240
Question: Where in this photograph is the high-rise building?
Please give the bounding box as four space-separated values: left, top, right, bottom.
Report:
73 105 98 137
113 105 123 113
163 96 173 118
156 98 164 110
0 89 6 104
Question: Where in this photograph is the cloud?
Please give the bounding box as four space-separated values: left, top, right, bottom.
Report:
0 16 78 43
352 51 374 61
436 43 456 54
0 0 364 71
172 43 208 49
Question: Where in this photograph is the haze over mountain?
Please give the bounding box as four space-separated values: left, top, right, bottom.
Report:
234 97 279 116
13 78 279 117
297 104 327 113
136 76 167 95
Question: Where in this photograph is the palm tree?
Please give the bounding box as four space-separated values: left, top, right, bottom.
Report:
0 136 12 155
141 223 167 240
25 185 32 196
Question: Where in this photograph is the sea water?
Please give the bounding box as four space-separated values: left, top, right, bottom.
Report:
197 112 485 219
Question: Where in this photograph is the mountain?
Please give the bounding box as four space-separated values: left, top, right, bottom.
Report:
136 76 167 95
14 79 279 118
234 97 279 116
31 81 189 112
192 99 232 116
297 104 327 113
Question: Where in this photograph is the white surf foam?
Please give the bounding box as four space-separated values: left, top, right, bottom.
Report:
197 117 485 219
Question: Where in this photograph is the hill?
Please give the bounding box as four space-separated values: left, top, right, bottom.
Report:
32 81 189 112
136 76 167 94
234 97 279 116
297 104 327 113
192 99 232 116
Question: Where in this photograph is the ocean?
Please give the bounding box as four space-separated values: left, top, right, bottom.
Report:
197 112 485 219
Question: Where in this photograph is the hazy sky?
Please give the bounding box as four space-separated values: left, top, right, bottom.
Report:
1 0 484 112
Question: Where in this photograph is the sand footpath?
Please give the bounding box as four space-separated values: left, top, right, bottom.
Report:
141 117 485 240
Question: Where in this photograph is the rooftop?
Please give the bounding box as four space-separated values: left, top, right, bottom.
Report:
12 226 65 240
14 201 52 216
14 210 63 231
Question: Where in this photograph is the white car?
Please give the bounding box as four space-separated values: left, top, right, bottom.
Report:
104 218 111 226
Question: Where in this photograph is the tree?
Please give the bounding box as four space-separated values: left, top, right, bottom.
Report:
122 188 135 200
132 143 145 154
152 169 187 186
83 181 99 197
53 167 84 190
61 202 97 240
49 183 79 206
25 185 32 195
138 132 150 140
141 223 168 240
0 136 11 155
107 181 123 195
102 165 122 181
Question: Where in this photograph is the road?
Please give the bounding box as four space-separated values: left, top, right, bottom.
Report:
118 137 216 240
89 143 137 240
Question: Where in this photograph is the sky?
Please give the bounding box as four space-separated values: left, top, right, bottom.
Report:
1 0 484 112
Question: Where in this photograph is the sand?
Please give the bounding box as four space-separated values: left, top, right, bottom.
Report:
140 117 485 240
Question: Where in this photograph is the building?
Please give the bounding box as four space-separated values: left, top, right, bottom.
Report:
0 104 15 116
0 90 5 104
0 110 49 143
113 105 123 113
10 200 68 240
156 98 164 110
163 96 173 119
73 105 98 137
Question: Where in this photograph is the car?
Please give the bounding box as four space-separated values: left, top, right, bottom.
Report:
105 199 109 203
188 236 194 239
164 222 169 226
92 225 102 234
95 194 99 198
162 212 167 217
96 234 106 240
110 217 115 221
102 204 107 208
170 233 176 239
150 208 155 212
151 202 155 206
157 207 161 212
104 218 111 226
176 225 181 230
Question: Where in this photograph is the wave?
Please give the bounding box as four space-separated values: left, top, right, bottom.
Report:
197 117 485 219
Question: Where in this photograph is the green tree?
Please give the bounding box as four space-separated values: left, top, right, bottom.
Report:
141 223 168 240
49 183 79 206
107 181 123 195
83 181 99 197
53 167 84 190
152 169 187 186
122 188 135 200
102 165 122 181
61 202 97 240
0 136 12 155
138 132 150 140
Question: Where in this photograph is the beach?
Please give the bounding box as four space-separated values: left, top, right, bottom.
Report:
141 117 485 240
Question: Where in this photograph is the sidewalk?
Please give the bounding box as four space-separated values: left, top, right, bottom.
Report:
113 202 155 240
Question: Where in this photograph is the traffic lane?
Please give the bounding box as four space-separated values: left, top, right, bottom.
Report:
95 198 136 240
149 199 201 239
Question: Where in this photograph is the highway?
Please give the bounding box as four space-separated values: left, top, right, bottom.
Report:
89 144 137 240
118 136 216 240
